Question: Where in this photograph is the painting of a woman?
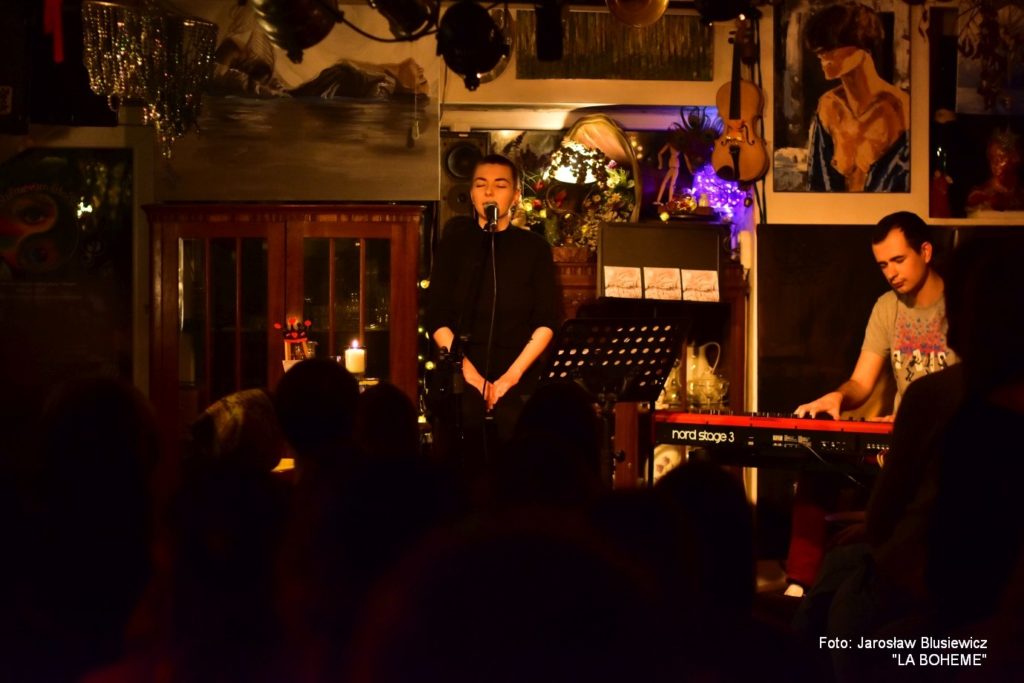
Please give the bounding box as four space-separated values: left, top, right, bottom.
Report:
773 0 910 192
805 3 909 191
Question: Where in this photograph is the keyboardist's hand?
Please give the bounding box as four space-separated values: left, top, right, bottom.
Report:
794 391 843 420
867 414 895 423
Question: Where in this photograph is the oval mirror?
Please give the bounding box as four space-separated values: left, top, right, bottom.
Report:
565 114 641 222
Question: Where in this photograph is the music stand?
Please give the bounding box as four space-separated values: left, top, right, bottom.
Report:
540 317 688 485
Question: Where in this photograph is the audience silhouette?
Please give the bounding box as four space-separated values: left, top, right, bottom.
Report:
7 235 1024 681
9 378 159 681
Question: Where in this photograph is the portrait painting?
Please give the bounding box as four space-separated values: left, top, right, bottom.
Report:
773 0 911 193
161 1 441 202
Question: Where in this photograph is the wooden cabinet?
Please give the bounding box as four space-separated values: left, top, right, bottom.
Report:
146 203 422 447
612 257 748 488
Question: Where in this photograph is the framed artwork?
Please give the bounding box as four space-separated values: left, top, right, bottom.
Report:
931 114 1024 218
515 11 713 81
955 1 1024 116
773 0 911 193
928 5 1024 218
162 2 441 202
0 148 134 414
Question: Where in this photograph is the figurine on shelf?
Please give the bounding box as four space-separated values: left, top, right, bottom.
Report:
655 108 723 209
655 138 682 205
275 317 313 361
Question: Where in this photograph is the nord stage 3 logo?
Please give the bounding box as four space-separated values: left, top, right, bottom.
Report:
667 427 736 445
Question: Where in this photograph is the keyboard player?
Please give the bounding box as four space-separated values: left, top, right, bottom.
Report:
785 212 957 596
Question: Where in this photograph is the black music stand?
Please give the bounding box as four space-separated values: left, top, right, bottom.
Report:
540 317 687 485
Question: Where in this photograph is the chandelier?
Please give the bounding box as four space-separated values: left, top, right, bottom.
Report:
81 1 218 158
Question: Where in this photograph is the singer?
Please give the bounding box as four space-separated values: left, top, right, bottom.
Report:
426 153 559 470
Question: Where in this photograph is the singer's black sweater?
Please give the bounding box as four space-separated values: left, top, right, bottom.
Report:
426 222 559 384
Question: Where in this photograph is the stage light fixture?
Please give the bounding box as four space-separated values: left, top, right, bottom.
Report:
437 0 509 91
368 0 438 39
249 0 341 63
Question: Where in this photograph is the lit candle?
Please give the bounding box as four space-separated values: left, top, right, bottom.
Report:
344 340 366 375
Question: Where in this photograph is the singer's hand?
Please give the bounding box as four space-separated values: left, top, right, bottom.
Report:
462 365 486 396
484 368 522 411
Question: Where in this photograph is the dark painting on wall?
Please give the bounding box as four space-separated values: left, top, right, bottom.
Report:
931 114 1024 218
773 0 911 193
0 148 133 426
161 2 441 202
955 2 1024 116
928 6 1024 218
515 11 714 81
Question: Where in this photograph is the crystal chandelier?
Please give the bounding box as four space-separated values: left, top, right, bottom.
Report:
81 1 218 158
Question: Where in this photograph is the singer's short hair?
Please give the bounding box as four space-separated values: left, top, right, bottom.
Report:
475 153 520 190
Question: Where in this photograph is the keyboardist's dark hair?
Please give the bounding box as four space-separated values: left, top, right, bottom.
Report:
872 211 932 253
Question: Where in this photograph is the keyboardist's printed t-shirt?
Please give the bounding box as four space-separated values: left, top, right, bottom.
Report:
862 290 957 412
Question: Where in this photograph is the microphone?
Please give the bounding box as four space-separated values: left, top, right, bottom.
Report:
483 202 499 230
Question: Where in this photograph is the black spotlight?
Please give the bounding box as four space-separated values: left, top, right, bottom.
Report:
437 0 509 91
250 0 341 63
368 0 437 39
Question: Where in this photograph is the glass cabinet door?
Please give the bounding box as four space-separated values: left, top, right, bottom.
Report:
178 236 270 423
302 236 391 379
148 204 419 453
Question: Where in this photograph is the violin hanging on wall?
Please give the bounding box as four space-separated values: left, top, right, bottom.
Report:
711 15 769 184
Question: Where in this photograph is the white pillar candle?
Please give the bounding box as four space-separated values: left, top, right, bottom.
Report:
344 342 366 375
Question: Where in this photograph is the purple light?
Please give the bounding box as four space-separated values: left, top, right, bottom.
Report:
690 164 747 218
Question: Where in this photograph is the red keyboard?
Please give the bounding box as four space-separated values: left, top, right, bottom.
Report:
654 411 892 468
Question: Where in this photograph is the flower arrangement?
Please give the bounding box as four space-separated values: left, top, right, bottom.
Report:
571 163 635 251
503 133 636 252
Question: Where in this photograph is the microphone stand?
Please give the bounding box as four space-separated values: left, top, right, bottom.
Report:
480 220 499 465
442 212 498 463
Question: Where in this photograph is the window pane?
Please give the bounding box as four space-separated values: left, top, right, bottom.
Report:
364 238 390 380
210 238 237 402
303 238 330 357
240 238 268 389
179 238 206 387
332 238 361 355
